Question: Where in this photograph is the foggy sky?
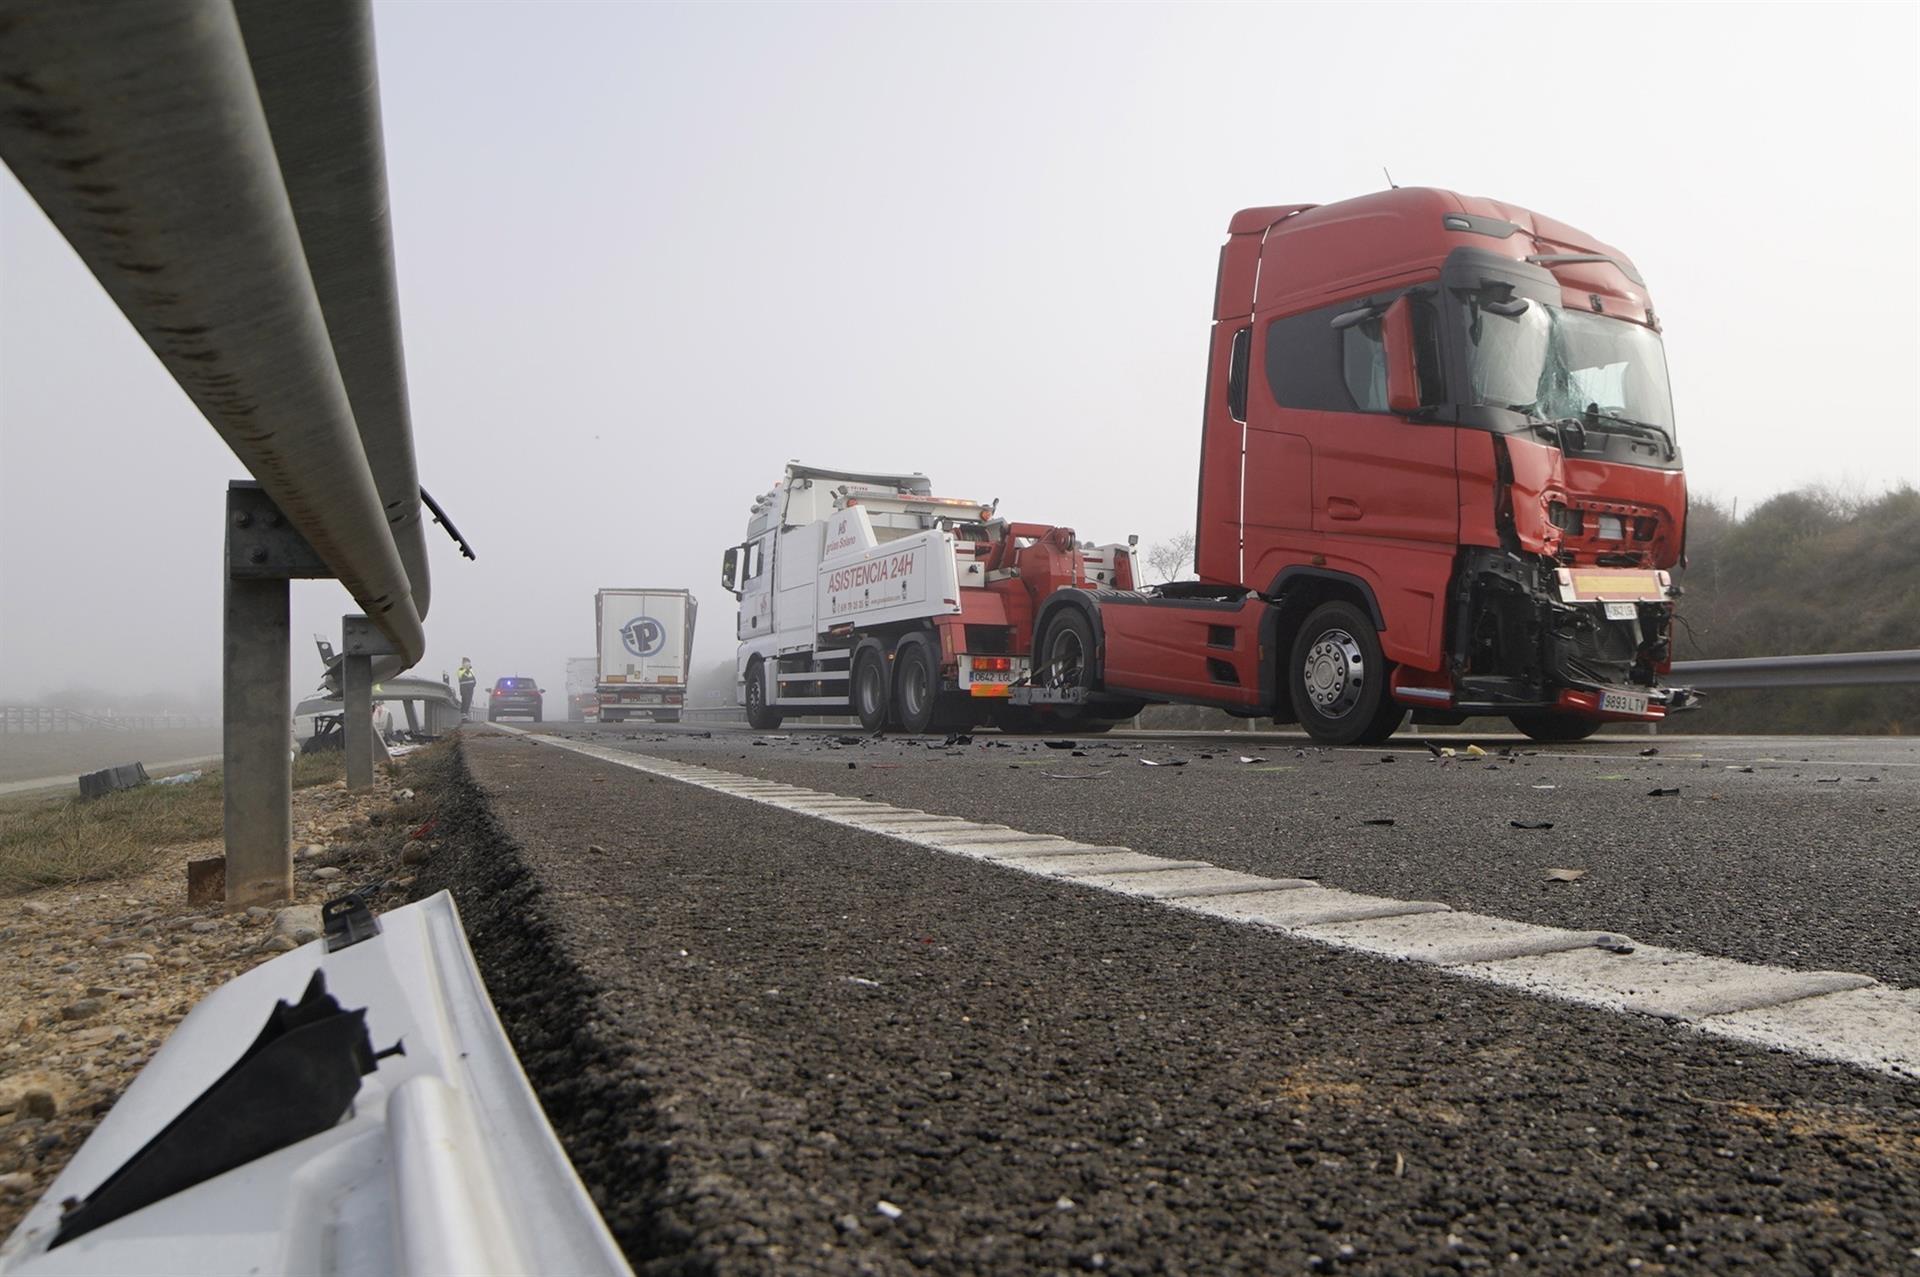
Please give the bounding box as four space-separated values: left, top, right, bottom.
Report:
2 1 1916 709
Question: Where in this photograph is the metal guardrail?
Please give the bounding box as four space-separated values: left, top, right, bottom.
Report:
0 0 441 905
1671 649 1920 692
0 1 425 660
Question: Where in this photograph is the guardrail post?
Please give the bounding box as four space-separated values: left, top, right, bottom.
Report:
225 482 331 907
341 615 397 792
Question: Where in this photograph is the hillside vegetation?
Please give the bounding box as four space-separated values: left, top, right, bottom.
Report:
1673 485 1919 734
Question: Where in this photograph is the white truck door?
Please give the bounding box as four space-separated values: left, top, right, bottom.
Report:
775 523 822 653
738 536 773 641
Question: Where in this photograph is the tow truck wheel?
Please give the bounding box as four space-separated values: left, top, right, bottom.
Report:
1288 601 1405 747
744 659 783 730
1039 608 1098 722
893 640 937 734
853 646 891 732
1507 711 1604 743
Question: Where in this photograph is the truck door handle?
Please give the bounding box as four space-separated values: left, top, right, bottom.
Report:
1327 497 1363 521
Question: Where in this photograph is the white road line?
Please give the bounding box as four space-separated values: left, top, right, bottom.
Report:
485 725 1918 1081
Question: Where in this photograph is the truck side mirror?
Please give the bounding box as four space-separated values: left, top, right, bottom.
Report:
1382 295 1423 415
722 547 742 596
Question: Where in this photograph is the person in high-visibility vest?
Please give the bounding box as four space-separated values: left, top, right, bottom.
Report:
457 658 476 716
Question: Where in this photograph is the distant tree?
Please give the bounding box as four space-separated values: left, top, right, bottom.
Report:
1144 531 1196 584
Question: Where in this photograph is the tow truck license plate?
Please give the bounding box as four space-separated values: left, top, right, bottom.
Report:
1603 601 1638 621
1600 690 1649 715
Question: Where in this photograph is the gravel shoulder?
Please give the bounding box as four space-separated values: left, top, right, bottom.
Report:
434 730 1920 1275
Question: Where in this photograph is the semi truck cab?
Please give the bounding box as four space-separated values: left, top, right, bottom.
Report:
1169 187 1691 742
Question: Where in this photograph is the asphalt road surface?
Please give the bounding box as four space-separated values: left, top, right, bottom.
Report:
425 725 1920 1275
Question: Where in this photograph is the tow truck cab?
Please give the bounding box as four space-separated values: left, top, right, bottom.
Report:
1078 187 1689 744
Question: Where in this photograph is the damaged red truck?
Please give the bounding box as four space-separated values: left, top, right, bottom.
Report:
728 187 1692 745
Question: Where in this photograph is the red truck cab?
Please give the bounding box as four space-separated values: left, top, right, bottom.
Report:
1034 188 1690 744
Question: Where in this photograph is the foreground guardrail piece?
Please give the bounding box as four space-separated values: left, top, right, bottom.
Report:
0 892 632 1277
1671 649 1920 691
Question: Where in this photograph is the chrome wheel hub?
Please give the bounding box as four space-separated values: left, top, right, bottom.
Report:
1303 629 1366 718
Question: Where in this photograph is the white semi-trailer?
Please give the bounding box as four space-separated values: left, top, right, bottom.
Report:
720 464 1136 732
595 588 697 723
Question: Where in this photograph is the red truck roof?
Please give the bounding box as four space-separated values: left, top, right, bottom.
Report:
1221 187 1651 325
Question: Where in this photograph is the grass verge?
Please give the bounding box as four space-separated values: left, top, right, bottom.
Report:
0 753 345 893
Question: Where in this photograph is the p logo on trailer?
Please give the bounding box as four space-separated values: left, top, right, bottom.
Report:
621 616 665 658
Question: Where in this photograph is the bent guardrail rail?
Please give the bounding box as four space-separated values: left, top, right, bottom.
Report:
0 893 632 1277
1671 649 1920 691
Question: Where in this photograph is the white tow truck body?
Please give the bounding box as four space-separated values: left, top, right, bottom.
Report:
594 588 697 723
723 463 1135 727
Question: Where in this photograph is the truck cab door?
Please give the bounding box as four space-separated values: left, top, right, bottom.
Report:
1255 289 1458 666
737 537 773 641
774 523 822 653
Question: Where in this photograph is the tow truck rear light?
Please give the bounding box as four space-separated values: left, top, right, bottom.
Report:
973 656 1013 672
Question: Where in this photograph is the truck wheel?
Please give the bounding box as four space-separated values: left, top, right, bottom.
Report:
893 640 938 734
744 659 783 730
1508 711 1604 743
1039 608 1098 721
1288 601 1405 746
852 646 891 732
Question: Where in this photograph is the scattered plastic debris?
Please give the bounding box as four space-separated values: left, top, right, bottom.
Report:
1464 744 1487 758
846 976 881 987
1531 784 1556 790
1594 934 1636 954
1639 746 1660 756
151 770 203 787
875 1201 903 1220
1238 756 1267 764
1510 819 1554 830
1646 788 1680 797
1044 740 1078 750
1043 771 1110 780
1362 818 1395 826
1544 867 1586 881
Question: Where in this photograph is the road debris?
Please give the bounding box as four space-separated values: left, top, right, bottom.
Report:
1510 820 1554 830
1464 744 1487 758
1362 818 1395 827
1043 772 1110 780
1594 934 1637 954
1544 867 1587 881
1238 756 1267 764
1647 788 1680 797
1640 747 1660 757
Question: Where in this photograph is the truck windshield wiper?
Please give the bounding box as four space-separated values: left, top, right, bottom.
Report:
1582 408 1674 460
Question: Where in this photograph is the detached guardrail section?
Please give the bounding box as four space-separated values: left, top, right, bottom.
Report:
0 894 629 1277
1672 649 1920 691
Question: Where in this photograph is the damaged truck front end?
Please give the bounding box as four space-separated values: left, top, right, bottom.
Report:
1401 244 1697 740
1443 547 1693 733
